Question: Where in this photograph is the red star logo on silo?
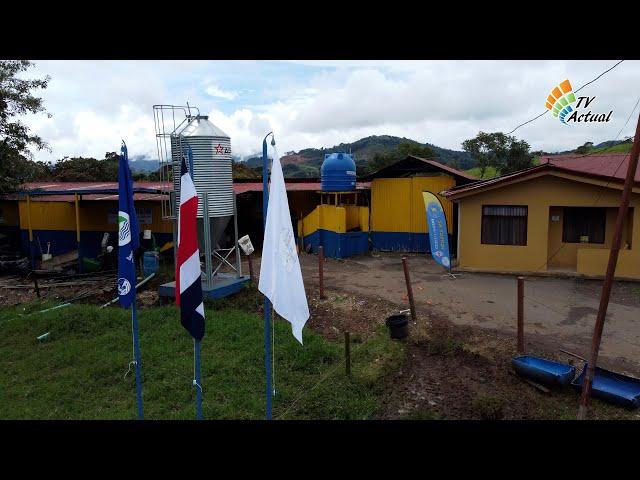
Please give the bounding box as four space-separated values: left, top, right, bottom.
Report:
215 144 224 155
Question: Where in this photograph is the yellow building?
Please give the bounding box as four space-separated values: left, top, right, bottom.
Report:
6 182 173 262
443 154 640 280
361 155 476 253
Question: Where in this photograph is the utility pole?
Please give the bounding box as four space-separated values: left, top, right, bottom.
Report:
577 113 640 419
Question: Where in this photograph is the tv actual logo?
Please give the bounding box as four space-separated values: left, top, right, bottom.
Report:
545 79 612 125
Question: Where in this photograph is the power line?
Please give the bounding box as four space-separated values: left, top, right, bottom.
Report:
507 111 548 135
574 60 625 93
507 60 625 135
615 95 640 140
533 96 640 272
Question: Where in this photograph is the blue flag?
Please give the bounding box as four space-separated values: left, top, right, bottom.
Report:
118 142 140 308
422 191 451 270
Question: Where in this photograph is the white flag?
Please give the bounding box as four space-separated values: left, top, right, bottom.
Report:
258 146 310 344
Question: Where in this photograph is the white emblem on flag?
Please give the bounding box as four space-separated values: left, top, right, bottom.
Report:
279 227 297 273
118 211 131 246
118 278 131 296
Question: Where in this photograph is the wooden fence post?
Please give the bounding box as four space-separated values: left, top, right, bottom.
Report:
402 256 417 323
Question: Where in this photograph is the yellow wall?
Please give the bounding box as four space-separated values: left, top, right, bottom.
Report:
456 173 640 279
17 199 172 233
577 249 636 278
547 206 632 269
300 204 370 237
371 176 455 234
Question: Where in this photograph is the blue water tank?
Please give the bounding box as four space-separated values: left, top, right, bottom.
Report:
321 153 356 192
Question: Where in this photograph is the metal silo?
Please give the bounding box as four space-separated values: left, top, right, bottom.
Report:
153 104 243 292
170 116 234 218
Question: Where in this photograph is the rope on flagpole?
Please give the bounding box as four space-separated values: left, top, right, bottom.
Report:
124 360 136 379
193 339 203 393
123 309 138 378
193 338 203 420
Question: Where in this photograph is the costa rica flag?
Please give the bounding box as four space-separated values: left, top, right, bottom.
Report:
176 156 205 340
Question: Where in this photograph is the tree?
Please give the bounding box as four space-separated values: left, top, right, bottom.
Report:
462 131 533 178
575 142 593 154
0 60 51 193
49 154 121 182
364 141 435 175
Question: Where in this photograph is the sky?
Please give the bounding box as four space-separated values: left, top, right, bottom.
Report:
22 60 640 163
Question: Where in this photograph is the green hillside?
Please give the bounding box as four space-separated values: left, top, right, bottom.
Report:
245 136 633 180
246 135 475 178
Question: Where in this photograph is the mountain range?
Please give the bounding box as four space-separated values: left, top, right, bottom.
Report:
245 135 475 177
129 136 634 178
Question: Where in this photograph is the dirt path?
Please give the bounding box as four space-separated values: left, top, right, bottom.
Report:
301 279 638 419
252 251 640 376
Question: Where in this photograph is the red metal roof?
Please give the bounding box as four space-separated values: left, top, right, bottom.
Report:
30 193 168 202
16 180 371 201
444 153 638 199
22 181 168 192
540 153 640 183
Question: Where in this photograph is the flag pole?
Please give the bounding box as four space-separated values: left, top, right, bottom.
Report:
262 132 274 420
120 140 144 420
186 150 203 421
194 339 203 420
132 294 144 419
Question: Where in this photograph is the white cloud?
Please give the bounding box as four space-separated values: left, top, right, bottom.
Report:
204 84 238 100
21 60 640 164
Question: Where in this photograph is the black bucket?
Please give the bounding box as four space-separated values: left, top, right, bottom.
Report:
385 314 409 339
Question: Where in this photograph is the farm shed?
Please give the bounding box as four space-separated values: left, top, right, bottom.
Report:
360 156 476 254
12 182 172 262
1 179 333 264
443 154 640 280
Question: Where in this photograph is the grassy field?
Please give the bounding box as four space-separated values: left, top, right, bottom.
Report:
465 166 498 179
0 291 404 420
588 143 632 154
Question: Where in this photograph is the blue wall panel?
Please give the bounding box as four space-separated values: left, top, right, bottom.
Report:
303 229 369 259
370 232 454 253
20 230 174 261
371 232 427 252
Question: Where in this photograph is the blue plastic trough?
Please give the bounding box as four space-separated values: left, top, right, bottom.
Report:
571 364 640 409
512 355 576 388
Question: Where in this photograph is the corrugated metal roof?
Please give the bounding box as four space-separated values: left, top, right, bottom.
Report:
30 193 168 202
444 153 638 199
540 153 639 183
21 181 167 193
13 180 371 202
